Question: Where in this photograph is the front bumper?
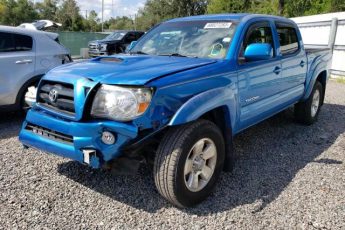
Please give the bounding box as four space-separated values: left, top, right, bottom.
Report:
88 49 108 57
19 109 138 168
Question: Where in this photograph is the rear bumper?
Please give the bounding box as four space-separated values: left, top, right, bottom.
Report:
19 109 138 168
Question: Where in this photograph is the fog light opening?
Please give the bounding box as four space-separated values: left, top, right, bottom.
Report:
101 131 116 145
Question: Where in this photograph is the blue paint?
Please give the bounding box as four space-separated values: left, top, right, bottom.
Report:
19 14 331 168
244 43 273 61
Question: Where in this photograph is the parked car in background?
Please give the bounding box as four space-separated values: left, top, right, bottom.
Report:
0 26 71 111
88 30 145 57
20 14 331 207
18 20 62 31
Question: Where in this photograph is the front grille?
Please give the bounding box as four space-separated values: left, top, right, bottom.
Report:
37 81 75 116
25 123 74 144
89 44 99 51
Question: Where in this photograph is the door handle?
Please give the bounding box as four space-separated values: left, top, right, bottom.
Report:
273 66 281 75
300 60 306 67
16 59 33 64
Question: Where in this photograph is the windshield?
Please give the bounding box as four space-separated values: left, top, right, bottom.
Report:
131 21 237 59
105 32 126 41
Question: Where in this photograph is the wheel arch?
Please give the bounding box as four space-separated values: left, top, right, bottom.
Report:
15 74 44 108
198 106 235 172
304 68 328 103
315 70 327 105
168 87 237 172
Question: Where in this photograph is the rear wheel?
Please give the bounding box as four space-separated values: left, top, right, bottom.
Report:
295 81 323 125
154 120 225 207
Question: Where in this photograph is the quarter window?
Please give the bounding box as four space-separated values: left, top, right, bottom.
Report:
276 23 299 56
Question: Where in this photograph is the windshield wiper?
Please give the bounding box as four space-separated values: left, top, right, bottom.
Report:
159 53 189 57
130 51 148 55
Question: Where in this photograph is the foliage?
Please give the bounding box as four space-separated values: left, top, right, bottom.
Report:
0 0 345 31
35 0 59 21
56 0 84 31
135 0 209 30
83 10 101 32
207 0 345 17
105 16 135 31
0 0 38 26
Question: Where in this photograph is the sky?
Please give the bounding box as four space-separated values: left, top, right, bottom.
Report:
36 0 146 20
79 0 146 20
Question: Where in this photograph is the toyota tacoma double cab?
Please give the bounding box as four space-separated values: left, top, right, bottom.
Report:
20 14 331 207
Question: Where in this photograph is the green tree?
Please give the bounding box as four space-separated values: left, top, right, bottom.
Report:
174 0 209 16
285 0 331 17
136 0 210 30
331 0 345 11
35 0 59 21
0 0 9 24
83 10 101 32
56 0 84 31
207 0 337 17
0 0 38 26
207 0 252 14
107 16 135 30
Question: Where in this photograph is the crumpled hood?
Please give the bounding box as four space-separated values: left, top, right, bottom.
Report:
44 55 217 85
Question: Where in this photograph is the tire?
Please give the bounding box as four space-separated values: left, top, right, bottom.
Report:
154 120 225 207
294 81 323 125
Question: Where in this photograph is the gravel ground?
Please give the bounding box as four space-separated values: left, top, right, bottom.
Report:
0 80 344 229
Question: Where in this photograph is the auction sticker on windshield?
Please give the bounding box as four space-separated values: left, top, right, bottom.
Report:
204 22 232 29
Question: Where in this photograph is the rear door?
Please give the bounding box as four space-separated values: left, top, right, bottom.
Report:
275 22 307 93
237 21 282 129
0 31 35 106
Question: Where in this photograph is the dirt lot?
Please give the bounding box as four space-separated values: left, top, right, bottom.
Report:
0 81 344 229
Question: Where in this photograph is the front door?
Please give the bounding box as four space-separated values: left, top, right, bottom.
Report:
237 21 282 130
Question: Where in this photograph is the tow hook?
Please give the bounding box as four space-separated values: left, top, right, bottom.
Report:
82 149 101 168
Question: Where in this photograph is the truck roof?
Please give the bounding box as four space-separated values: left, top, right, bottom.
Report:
167 13 295 24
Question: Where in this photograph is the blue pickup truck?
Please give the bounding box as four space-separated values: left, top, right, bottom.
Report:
19 14 331 207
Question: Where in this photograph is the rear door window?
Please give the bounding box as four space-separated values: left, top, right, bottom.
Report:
276 23 299 56
0 32 15 52
0 32 33 52
13 33 33 51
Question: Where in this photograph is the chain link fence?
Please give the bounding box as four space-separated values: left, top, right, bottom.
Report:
57 32 108 57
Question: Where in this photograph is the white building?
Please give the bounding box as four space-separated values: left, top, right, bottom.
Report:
292 12 345 79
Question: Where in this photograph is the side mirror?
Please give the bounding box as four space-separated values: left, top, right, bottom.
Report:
244 43 273 62
128 41 137 51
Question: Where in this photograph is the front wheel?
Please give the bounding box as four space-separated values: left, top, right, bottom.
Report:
154 120 225 207
295 81 323 125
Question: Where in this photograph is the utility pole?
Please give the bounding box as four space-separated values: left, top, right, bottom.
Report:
112 0 114 19
129 14 137 31
101 0 104 32
134 14 137 31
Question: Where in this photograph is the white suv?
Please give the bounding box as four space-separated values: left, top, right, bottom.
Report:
0 26 71 111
